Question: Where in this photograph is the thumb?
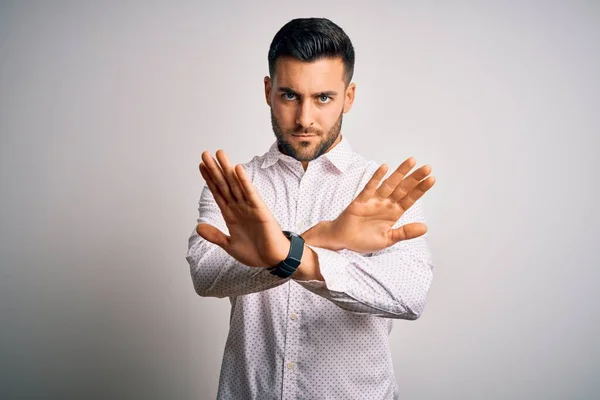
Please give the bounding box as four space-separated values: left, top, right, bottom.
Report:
196 223 230 250
390 222 427 244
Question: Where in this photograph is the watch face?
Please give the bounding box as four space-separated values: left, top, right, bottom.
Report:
283 230 300 238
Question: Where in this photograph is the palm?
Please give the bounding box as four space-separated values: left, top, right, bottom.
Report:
196 150 289 268
220 200 283 266
342 197 404 247
331 158 436 253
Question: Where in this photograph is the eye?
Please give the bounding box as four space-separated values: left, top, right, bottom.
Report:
282 92 297 101
318 95 331 103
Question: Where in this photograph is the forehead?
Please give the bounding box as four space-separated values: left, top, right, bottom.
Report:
273 56 346 92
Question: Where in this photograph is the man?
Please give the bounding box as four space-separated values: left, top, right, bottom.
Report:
186 17 436 399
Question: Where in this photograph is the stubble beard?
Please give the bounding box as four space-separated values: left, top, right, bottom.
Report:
270 109 343 162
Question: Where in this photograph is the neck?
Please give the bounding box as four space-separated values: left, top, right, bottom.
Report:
301 134 343 171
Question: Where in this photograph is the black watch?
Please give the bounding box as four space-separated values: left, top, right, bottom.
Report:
267 231 305 278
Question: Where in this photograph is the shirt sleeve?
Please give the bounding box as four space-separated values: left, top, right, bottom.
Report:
293 197 434 320
185 185 289 298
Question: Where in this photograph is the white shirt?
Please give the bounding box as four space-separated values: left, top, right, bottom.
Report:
186 135 434 399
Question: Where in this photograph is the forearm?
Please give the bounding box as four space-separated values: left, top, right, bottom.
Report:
295 239 433 319
187 231 289 298
293 205 434 319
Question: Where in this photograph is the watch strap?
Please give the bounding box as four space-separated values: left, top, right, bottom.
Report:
267 231 305 278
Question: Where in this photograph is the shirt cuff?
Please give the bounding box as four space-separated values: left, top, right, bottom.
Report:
296 244 348 293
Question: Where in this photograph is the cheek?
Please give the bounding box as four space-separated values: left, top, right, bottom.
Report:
321 106 343 127
272 102 294 123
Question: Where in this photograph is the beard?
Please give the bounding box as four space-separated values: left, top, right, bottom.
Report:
270 109 343 162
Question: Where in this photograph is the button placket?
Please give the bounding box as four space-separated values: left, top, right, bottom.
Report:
295 173 306 233
295 167 313 234
281 284 301 399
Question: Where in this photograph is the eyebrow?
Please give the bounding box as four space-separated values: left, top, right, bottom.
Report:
277 87 339 97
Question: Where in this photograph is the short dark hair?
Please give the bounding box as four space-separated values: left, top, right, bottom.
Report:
268 18 355 86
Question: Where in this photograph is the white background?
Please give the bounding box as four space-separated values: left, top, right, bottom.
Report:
1 1 598 399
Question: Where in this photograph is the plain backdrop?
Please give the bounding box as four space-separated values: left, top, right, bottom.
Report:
1 1 598 399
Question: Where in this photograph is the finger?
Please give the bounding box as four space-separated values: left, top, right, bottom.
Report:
215 149 247 203
398 176 436 211
376 157 416 198
200 162 229 212
235 164 266 207
390 164 432 202
356 163 389 201
390 222 428 244
202 151 234 204
196 223 230 250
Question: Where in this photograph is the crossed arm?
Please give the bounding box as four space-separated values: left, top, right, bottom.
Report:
187 149 436 318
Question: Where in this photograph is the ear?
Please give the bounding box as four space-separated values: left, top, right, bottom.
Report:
264 76 272 107
343 82 356 113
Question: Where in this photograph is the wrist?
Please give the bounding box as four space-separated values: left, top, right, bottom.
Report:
292 245 323 281
267 231 306 278
267 232 294 267
302 220 344 251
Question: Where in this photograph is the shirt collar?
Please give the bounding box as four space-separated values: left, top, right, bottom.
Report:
261 135 354 173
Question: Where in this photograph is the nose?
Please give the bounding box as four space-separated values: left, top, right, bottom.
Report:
295 99 315 130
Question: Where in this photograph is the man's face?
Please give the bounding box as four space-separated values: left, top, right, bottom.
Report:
265 56 355 162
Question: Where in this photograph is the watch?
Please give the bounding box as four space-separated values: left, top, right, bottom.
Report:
267 231 305 278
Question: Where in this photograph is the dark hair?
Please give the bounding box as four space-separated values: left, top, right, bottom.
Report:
268 18 355 85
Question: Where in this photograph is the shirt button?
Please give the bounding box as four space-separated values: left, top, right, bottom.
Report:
287 362 295 370
290 313 298 320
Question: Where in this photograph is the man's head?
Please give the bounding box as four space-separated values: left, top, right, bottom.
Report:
264 18 356 165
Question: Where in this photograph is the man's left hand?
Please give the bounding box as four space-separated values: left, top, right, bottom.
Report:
306 157 436 253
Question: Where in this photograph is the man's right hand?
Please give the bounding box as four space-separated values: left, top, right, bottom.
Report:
196 150 290 268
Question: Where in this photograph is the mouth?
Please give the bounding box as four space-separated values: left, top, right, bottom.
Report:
292 134 317 138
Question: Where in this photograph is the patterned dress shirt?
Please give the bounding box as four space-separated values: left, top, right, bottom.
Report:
186 135 434 399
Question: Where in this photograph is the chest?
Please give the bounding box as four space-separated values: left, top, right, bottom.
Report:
253 163 363 232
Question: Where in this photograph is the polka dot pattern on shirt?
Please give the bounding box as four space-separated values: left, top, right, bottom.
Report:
186 135 434 399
